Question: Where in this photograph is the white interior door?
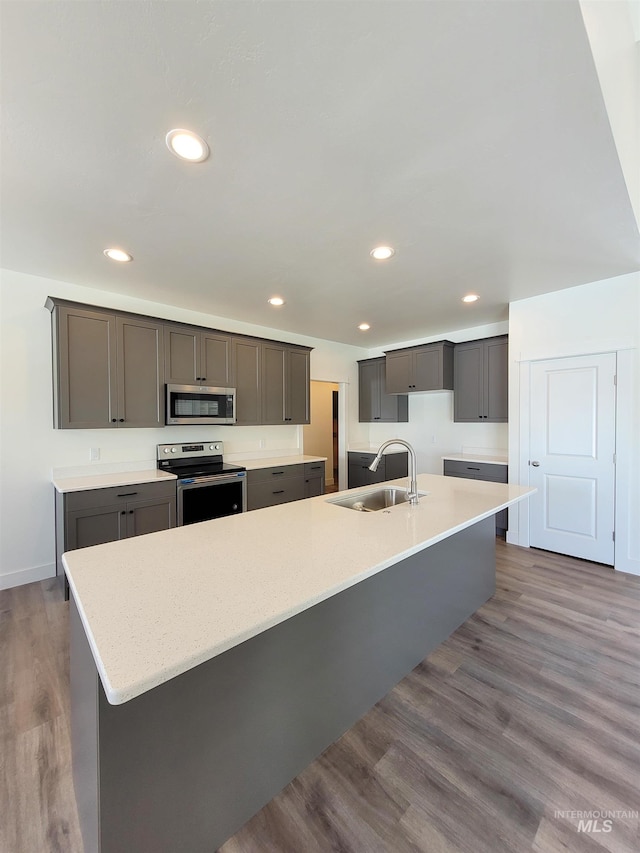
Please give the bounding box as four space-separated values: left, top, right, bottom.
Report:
529 353 616 565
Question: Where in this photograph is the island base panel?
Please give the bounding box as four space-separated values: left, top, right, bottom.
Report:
71 516 495 853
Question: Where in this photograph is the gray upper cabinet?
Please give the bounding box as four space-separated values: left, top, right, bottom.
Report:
116 316 163 428
358 358 408 423
384 341 454 393
54 305 117 429
261 342 310 425
47 297 312 429
233 337 262 425
49 301 162 429
454 335 508 422
164 324 232 387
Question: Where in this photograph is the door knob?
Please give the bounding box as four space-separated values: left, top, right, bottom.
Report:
531 461 540 467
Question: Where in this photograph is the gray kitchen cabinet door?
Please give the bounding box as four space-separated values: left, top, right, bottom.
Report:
485 336 508 421
55 306 118 429
384 351 413 394
65 505 127 551
384 343 453 393
454 336 508 422
261 344 310 425
453 340 484 422
304 461 325 497
286 348 310 424
358 360 379 421
201 332 232 387
163 325 199 384
233 337 262 425
125 496 176 537
414 347 445 391
359 358 408 422
261 342 286 424
116 316 163 428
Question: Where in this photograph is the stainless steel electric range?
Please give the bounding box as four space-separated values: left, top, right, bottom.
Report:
157 441 246 526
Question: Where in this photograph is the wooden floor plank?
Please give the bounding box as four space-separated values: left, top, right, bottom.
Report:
1 540 639 853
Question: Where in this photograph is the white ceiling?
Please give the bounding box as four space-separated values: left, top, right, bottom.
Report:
1 0 639 347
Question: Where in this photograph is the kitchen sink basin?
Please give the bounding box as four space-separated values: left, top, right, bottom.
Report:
327 487 427 512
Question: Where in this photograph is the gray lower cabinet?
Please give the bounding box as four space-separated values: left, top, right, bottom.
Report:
384 341 454 394
247 464 305 510
443 459 508 533
56 480 177 583
358 358 408 423
163 325 232 386
453 335 508 422
47 300 163 429
304 461 325 498
348 451 409 489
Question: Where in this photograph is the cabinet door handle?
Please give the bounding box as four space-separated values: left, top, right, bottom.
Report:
271 471 285 476
117 492 138 497
201 377 206 382
466 467 480 471
119 418 125 423
272 490 285 495
112 418 117 423
129 510 134 514
120 510 126 516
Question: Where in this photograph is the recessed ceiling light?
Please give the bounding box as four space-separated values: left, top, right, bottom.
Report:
462 294 480 303
370 246 395 260
268 296 285 306
358 323 371 331
103 248 133 263
165 129 210 162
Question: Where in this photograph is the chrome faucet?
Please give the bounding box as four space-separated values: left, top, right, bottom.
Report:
368 439 420 505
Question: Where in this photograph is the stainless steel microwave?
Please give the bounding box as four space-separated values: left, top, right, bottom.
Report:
165 384 236 425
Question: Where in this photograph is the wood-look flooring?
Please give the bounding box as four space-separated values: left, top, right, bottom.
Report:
1 541 639 853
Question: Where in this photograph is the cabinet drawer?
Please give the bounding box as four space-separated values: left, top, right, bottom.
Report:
348 452 377 465
247 478 305 511
64 479 177 511
443 460 507 482
304 461 325 478
246 464 304 485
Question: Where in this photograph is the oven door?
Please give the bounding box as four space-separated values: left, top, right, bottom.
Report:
177 473 247 526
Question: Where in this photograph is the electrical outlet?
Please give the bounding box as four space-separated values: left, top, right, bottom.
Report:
90 447 100 461
431 435 436 445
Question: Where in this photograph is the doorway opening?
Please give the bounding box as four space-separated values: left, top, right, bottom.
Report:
303 381 341 493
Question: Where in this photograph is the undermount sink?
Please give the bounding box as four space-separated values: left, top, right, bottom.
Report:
327 487 427 512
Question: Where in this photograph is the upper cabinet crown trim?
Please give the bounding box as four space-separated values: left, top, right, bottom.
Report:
45 297 313 352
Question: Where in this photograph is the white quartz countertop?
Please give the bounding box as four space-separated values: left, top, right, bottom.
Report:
442 454 508 466
240 455 326 470
53 469 177 493
64 473 534 706
348 445 409 455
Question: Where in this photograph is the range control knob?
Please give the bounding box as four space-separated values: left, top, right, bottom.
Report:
171 447 177 453
163 448 171 454
209 444 217 451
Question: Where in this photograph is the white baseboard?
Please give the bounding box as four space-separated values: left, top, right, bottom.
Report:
0 563 56 590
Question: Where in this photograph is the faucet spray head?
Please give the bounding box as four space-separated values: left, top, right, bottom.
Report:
368 454 381 472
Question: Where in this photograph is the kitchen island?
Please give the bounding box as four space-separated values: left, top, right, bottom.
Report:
65 473 533 853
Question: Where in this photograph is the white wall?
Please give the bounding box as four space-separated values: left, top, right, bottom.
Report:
508 272 640 575
0 268 368 588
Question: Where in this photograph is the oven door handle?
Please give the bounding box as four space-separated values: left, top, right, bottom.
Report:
178 473 246 488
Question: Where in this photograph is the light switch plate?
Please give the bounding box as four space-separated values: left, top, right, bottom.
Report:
90 447 100 461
